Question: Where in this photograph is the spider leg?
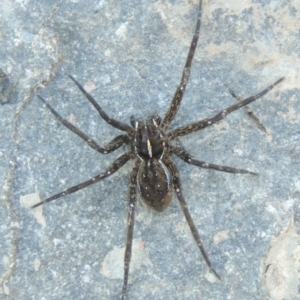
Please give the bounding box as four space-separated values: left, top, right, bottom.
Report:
121 161 140 300
169 77 284 140
228 87 268 134
166 158 221 280
38 95 129 154
69 75 132 132
161 0 203 131
171 145 257 175
31 153 131 208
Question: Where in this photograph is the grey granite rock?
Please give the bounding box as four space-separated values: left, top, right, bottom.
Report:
1 0 299 299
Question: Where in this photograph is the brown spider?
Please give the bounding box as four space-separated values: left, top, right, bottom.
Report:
32 0 284 298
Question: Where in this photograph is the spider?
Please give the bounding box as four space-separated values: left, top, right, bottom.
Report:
32 0 284 299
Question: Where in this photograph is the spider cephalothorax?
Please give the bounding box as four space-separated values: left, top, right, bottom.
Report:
32 0 283 299
132 115 165 160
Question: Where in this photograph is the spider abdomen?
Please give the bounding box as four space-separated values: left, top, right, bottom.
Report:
137 159 172 212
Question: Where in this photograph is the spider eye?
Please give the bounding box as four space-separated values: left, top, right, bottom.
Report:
153 115 161 126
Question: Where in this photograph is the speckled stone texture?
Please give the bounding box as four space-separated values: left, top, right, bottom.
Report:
1 0 299 299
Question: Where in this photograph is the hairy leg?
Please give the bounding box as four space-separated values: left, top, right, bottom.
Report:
31 153 131 208
166 158 220 280
38 95 129 154
171 145 257 175
122 161 140 300
162 0 203 131
169 77 284 140
69 75 132 132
